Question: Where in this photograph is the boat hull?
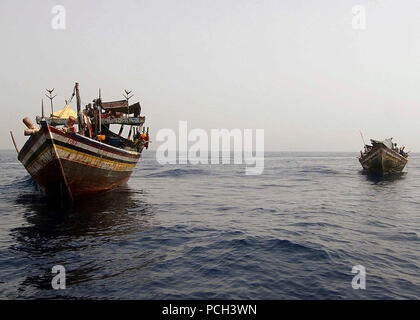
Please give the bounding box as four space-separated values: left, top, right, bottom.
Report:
359 146 407 175
18 121 140 200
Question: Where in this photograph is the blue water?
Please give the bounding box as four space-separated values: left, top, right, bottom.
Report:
0 150 419 299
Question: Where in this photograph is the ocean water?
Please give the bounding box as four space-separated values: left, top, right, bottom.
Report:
0 150 419 299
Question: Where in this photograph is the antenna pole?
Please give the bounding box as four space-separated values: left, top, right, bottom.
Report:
45 88 56 116
123 89 133 118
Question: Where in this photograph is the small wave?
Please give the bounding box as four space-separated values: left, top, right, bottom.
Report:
250 207 276 213
292 221 344 229
299 167 340 175
2 176 37 190
260 184 293 188
380 232 419 242
146 168 207 178
208 236 331 260
216 206 237 212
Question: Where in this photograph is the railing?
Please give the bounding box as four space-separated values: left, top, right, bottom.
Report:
36 116 145 126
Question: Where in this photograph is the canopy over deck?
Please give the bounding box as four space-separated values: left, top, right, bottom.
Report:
51 105 77 119
101 100 141 117
370 138 393 149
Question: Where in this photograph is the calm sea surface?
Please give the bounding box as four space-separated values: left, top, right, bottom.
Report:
0 150 419 299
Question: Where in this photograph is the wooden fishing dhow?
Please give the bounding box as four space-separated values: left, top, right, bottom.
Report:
359 138 408 175
13 83 149 201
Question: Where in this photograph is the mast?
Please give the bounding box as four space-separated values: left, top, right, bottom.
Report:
94 102 98 138
75 82 83 134
98 88 102 135
360 131 366 146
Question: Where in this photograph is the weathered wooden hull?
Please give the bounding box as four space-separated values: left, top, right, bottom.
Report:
359 146 407 175
18 121 140 200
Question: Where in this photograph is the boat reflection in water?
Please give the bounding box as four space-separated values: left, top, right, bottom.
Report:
10 185 157 298
360 169 407 184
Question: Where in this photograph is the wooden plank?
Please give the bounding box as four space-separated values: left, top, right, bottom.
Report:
10 131 19 154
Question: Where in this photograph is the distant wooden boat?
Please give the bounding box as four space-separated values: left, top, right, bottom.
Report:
359 138 408 175
14 83 149 201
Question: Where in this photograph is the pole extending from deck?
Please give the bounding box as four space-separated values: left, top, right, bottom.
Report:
128 125 133 141
41 99 45 119
360 131 367 146
94 105 98 138
75 82 83 134
118 125 124 136
10 131 19 154
98 88 102 135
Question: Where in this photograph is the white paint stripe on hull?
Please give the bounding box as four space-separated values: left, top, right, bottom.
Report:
26 145 55 176
55 144 136 172
50 131 139 163
21 133 48 165
21 126 140 178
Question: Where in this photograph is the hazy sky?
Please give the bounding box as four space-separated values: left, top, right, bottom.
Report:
1 0 420 151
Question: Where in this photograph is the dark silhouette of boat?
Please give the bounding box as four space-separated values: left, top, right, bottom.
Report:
359 138 408 175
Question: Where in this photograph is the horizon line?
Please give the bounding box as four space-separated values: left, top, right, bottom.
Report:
1 148 418 153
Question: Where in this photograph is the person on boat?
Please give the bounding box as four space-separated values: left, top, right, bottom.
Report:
140 132 149 149
363 145 372 155
86 103 94 118
63 116 77 133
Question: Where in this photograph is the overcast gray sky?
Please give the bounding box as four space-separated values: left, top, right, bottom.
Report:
1 0 419 151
